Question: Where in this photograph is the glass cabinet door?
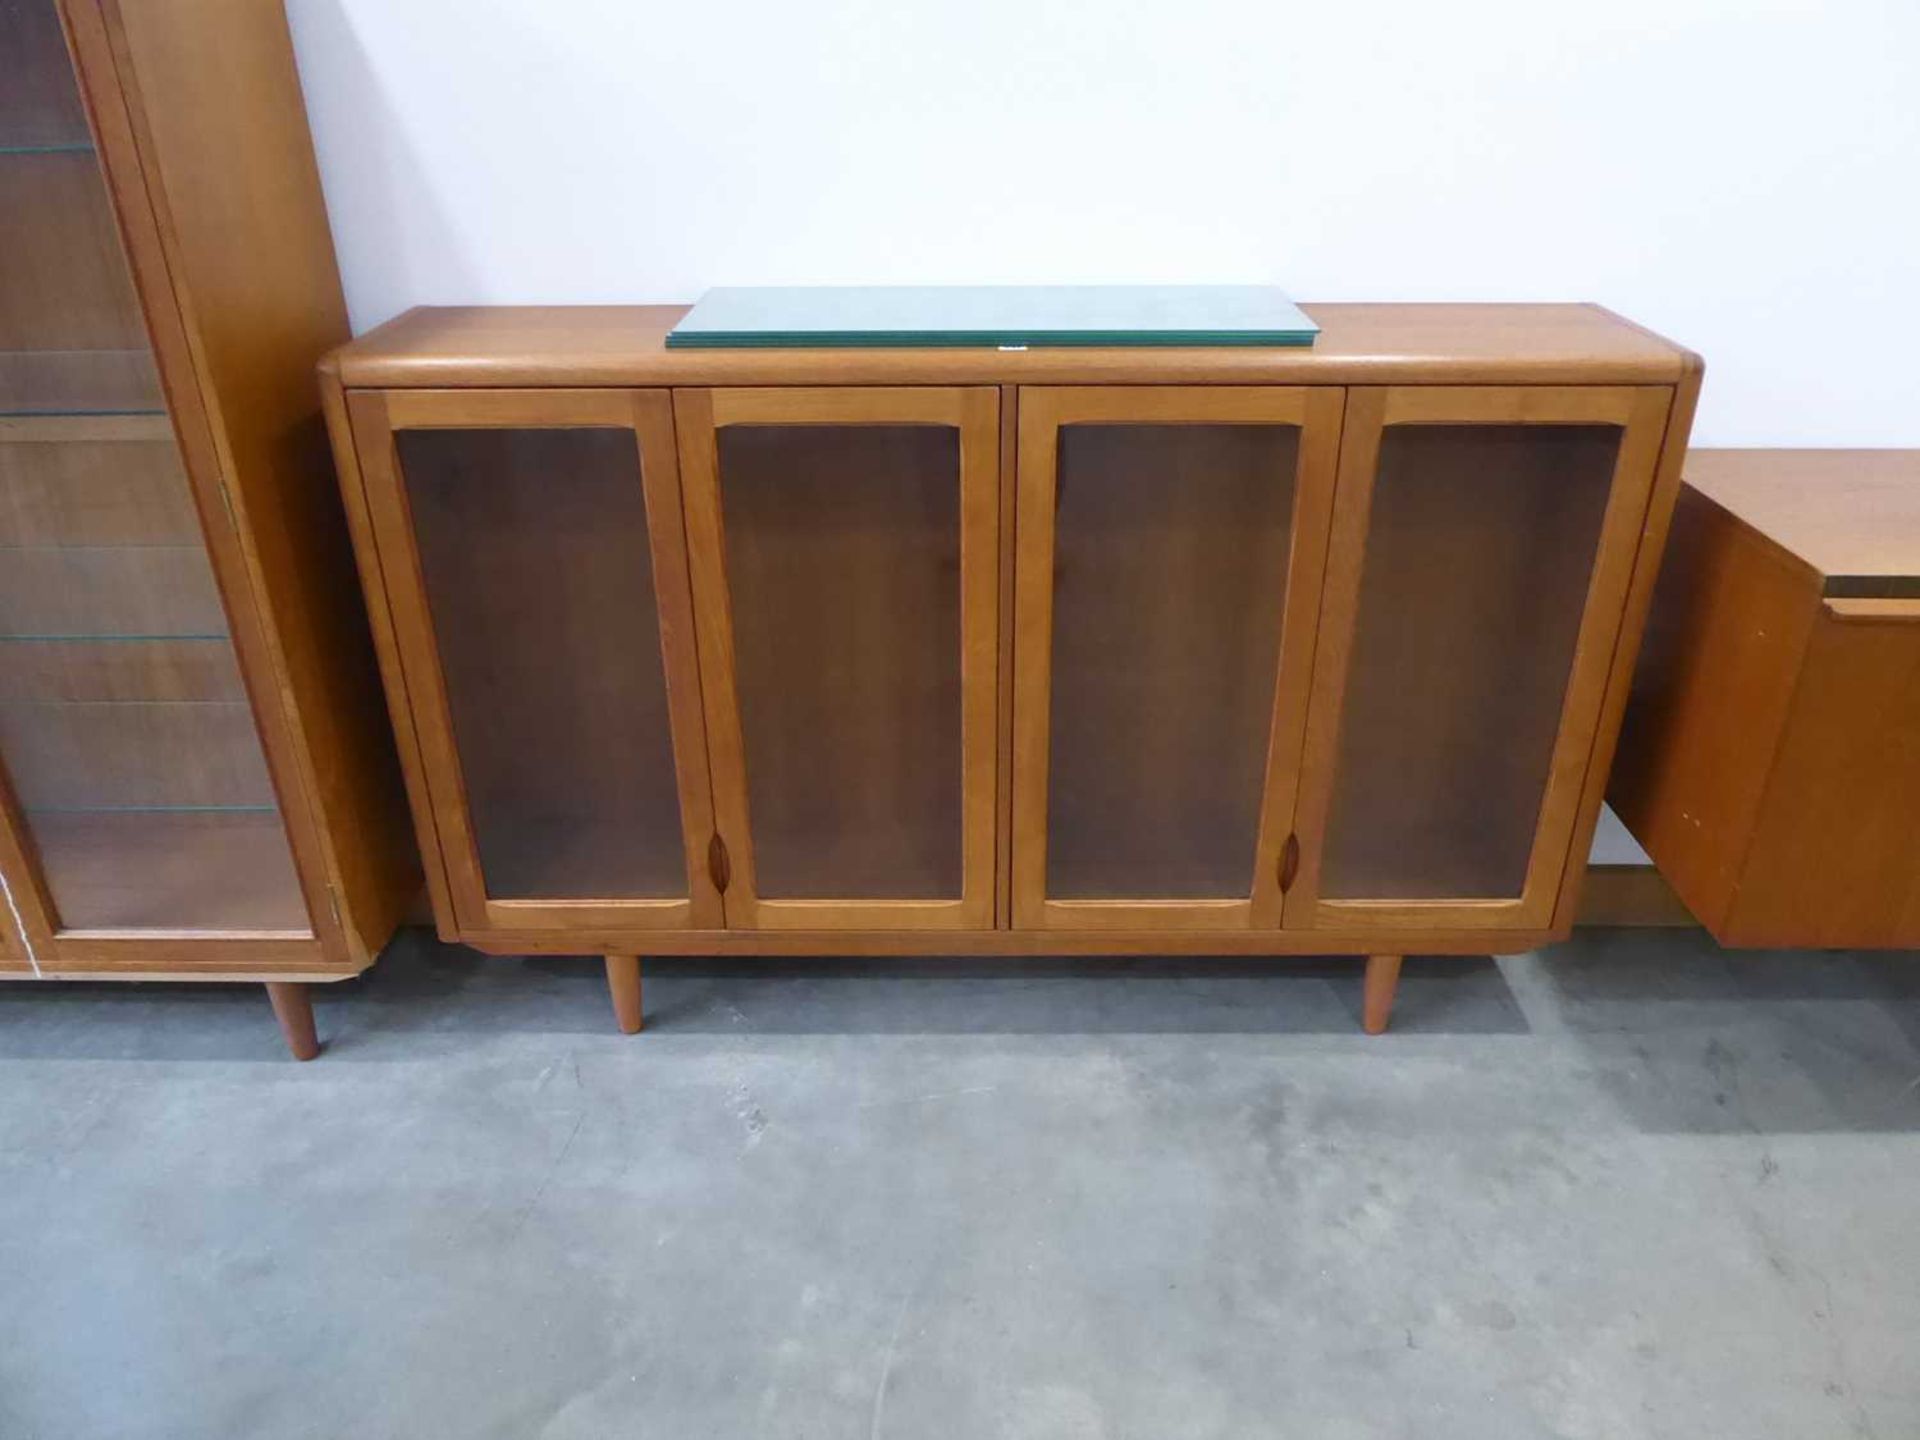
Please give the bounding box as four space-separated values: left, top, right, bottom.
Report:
1289 386 1671 931
1011 387 1344 930
0 0 309 943
677 387 999 930
347 389 721 932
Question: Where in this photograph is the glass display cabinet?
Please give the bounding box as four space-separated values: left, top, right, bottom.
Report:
0 0 416 1056
325 303 1699 1036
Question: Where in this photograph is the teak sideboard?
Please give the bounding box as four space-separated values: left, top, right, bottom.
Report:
1 0 417 1058
323 304 1702 1033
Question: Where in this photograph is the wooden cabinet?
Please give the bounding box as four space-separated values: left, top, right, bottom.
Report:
1611 450 1920 948
0 1 416 1055
326 304 1701 1032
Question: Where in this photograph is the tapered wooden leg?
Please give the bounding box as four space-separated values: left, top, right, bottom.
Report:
1362 954 1403 1036
265 982 320 1061
605 954 643 1034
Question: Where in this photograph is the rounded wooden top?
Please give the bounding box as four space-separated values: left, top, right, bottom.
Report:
328 302 1697 389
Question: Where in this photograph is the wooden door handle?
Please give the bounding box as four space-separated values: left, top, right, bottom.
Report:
1277 833 1301 892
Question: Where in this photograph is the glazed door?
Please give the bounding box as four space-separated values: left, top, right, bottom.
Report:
348 389 721 933
0 1 315 965
677 387 998 930
1012 387 1344 930
1290 386 1671 931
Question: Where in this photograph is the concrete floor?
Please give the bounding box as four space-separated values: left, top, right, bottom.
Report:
1 929 1916 1440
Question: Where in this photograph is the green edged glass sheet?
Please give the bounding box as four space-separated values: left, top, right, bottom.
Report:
665 286 1318 349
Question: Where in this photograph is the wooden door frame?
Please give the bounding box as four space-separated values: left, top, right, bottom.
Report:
347 387 723 933
1288 384 1674 931
0 759 55 974
675 386 1000 931
0 857 28 969
1010 386 1345 931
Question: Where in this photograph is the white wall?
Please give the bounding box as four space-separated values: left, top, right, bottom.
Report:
284 0 1920 865
286 0 1920 446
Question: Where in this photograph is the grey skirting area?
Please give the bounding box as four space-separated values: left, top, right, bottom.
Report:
2 928 1917 1439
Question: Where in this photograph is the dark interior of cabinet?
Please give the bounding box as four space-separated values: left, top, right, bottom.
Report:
1319 424 1619 900
398 425 690 902
717 423 964 900
1046 424 1295 900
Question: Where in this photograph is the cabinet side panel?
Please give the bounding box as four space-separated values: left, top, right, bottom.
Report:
1726 605 1920 947
1608 489 1817 936
1549 368 1697 931
98 0 418 959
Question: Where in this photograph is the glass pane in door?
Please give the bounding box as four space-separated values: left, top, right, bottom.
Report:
717 424 962 899
1046 425 1296 898
1320 425 1620 899
0 5 306 933
397 427 686 901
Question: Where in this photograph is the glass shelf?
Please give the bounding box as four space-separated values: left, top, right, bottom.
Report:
668 285 1321 349
0 633 228 643
0 142 93 156
0 543 212 553
1 543 209 552
0 408 168 419
0 638 244 718
25 804 279 815
5 697 253 704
